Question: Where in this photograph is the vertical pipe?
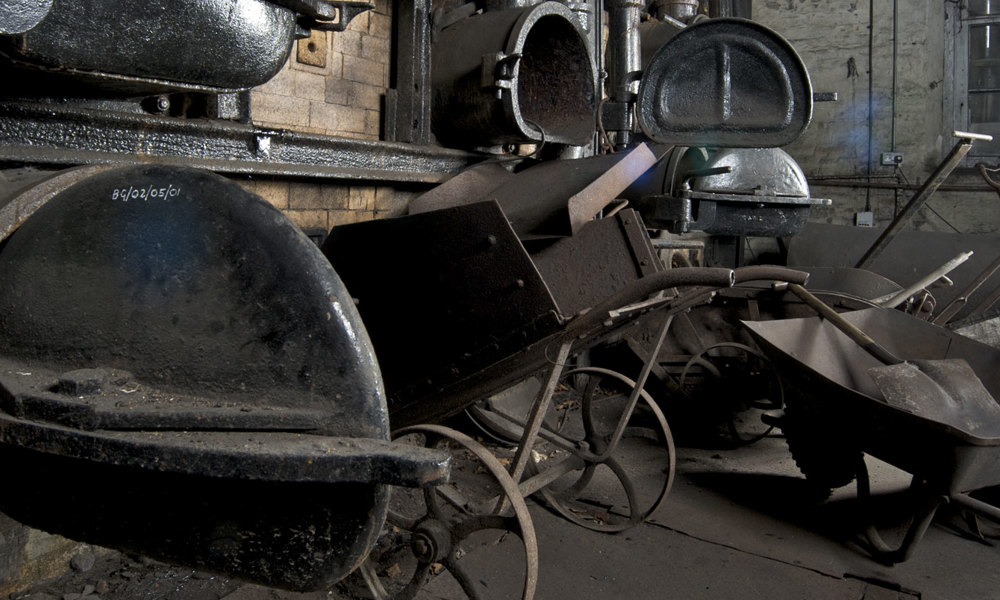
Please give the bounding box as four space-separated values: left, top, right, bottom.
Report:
866 0 874 212
891 0 898 152
606 0 644 149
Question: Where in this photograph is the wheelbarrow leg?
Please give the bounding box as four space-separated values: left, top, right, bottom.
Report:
499 340 576 514
856 458 949 564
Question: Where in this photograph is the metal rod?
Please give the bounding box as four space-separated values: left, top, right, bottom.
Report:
952 492 1000 524
500 340 574 513
516 454 586 498
786 283 904 365
810 180 997 193
855 133 984 269
934 252 1000 324
873 251 974 308
593 314 675 462
970 282 1000 318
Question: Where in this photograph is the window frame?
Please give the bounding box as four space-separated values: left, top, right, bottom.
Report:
946 0 1000 162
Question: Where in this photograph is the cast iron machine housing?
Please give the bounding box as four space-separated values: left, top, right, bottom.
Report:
0 1 833 596
0 165 450 590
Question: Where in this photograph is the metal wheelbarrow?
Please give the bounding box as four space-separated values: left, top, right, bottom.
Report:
323 195 810 596
742 295 1000 564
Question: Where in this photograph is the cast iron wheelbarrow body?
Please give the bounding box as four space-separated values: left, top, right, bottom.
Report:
742 307 1000 563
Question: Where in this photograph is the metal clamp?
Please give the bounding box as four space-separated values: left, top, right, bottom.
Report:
269 0 374 32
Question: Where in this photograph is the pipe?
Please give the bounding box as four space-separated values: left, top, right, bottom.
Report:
650 0 699 21
855 133 987 269
872 251 974 308
810 180 997 193
605 0 644 149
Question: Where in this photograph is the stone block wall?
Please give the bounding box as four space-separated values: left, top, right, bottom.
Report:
242 0 421 231
238 178 418 233
250 0 391 139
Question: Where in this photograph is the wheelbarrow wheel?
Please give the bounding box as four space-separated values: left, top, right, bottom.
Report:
531 367 676 533
678 342 784 446
781 398 862 500
353 424 538 600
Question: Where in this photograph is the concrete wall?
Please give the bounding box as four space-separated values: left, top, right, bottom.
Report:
755 0 1000 234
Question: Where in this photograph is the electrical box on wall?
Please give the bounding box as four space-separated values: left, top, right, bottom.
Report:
854 211 875 227
880 152 904 166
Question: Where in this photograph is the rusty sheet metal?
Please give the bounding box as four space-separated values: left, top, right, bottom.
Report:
408 161 515 214
530 208 662 317
487 143 660 239
322 200 562 410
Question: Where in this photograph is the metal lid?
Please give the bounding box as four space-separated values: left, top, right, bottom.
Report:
637 18 812 147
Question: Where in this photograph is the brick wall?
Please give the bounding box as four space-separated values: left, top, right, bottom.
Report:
250 0 391 139
243 1 421 231
755 1 999 233
238 178 417 232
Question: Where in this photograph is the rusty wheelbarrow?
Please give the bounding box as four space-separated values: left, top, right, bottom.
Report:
323 194 810 596
742 300 1000 564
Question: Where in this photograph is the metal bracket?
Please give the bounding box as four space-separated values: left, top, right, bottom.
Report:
269 0 375 32
481 52 522 92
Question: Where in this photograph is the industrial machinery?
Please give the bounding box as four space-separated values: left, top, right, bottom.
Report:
0 1 841 598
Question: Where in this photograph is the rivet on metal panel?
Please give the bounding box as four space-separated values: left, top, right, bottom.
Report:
297 29 328 67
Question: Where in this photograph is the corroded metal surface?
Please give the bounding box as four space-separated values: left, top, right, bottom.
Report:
0 101 477 183
637 18 812 147
431 1 597 148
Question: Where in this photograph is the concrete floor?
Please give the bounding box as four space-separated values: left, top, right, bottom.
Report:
11 432 1000 600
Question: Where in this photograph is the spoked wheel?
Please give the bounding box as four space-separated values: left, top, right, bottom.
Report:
531 367 675 533
359 424 538 600
679 342 783 446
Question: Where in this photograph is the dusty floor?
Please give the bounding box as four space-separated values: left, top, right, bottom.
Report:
8 431 1000 600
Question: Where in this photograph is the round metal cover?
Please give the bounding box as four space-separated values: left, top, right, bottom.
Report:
692 147 810 197
637 18 812 147
431 1 597 148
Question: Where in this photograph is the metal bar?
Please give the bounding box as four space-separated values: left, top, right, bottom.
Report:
970 282 1000 318
593 314 675 462
385 0 432 144
811 180 997 193
516 454 586 498
952 492 1000 524
500 340 574 513
855 133 984 269
0 101 477 184
873 251 974 308
934 252 1000 324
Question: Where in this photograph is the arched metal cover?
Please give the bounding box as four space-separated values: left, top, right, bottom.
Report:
637 18 812 147
0 165 411 590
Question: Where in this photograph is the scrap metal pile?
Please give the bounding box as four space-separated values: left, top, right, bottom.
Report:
0 1 999 599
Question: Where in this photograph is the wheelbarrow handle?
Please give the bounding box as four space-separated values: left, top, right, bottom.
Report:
786 283 903 365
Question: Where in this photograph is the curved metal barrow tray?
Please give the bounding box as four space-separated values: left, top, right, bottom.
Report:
743 307 1000 560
